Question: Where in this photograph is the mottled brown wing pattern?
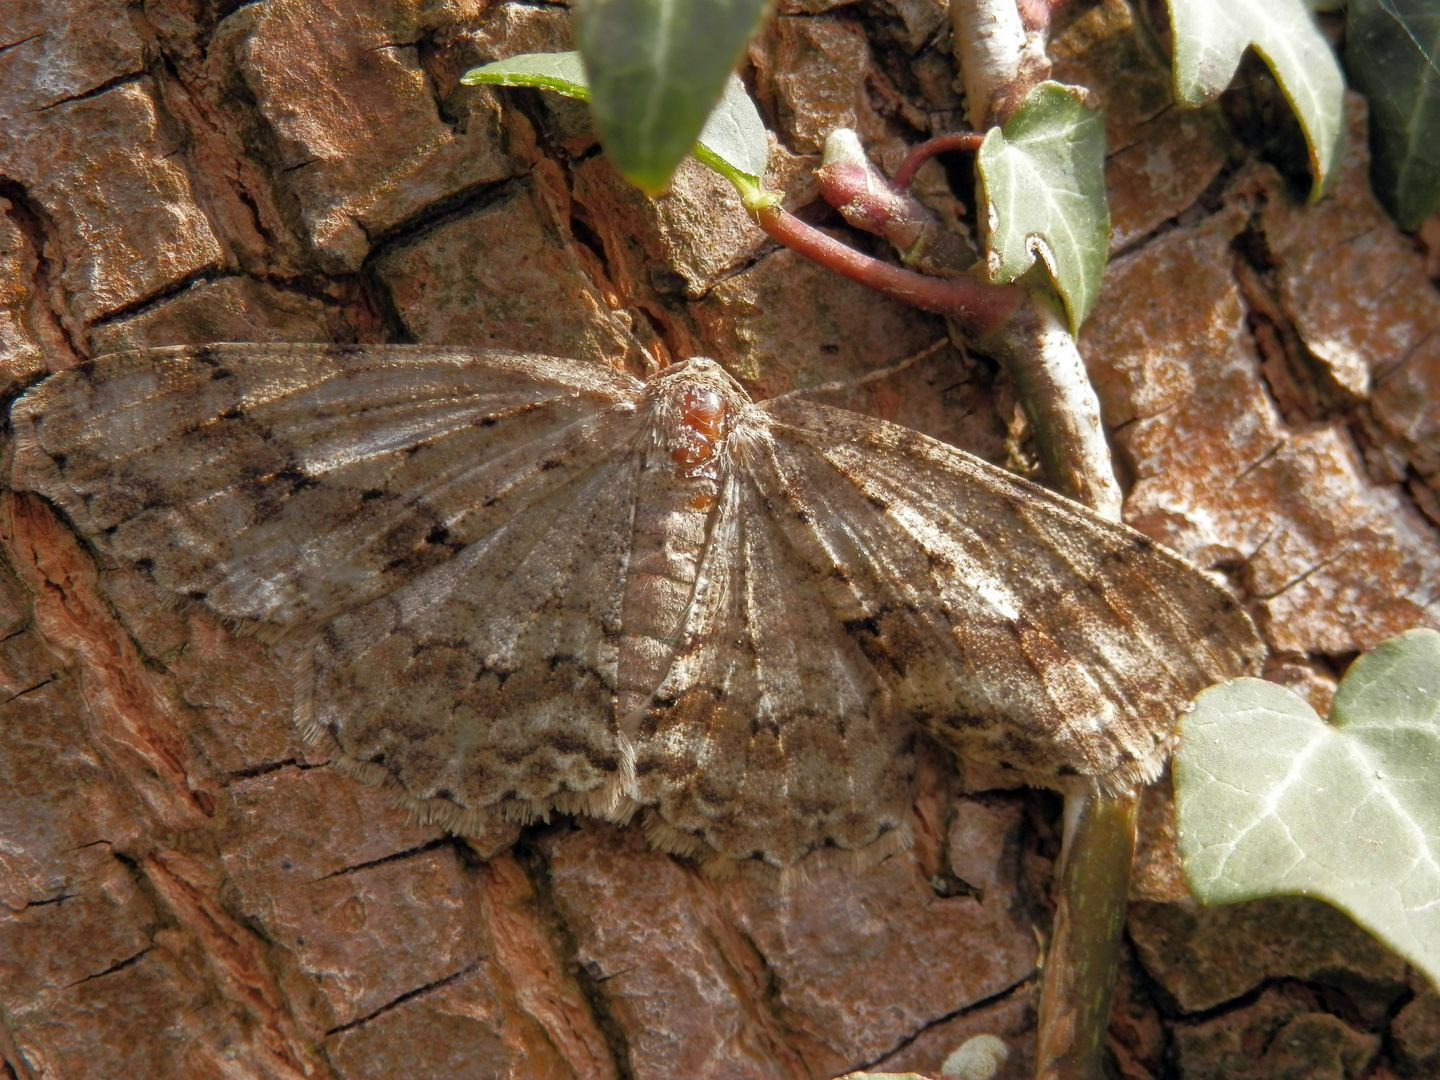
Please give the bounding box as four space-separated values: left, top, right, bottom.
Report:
10 344 644 629
9 347 1264 874
632 459 916 875
313 444 646 827
750 396 1264 791
12 342 653 835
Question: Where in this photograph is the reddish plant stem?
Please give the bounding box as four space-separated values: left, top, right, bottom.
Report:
816 131 978 279
892 132 985 189
751 204 1021 337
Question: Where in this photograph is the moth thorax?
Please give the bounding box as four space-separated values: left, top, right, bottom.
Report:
668 387 729 474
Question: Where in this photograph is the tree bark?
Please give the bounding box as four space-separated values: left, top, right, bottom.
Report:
1 1 1436 1078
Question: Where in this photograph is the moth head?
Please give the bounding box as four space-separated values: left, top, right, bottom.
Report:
650 357 752 476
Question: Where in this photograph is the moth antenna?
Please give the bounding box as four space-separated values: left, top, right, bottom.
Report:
792 818 916 881
764 337 948 403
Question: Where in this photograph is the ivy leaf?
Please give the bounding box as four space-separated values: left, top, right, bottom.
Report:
460 50 592 98
461 52 769 196
571 0 771 193
1346 0 1440 229
1165 0 1345 199
1174 628 1440 989
976 81 1109 334
689 73 770 198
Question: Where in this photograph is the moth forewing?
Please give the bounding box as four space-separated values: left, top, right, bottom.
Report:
752 395 1264 794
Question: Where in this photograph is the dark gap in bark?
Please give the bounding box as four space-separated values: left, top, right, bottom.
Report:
1399 468 1440 534
324 962 483 1036
0 677 55 707
1106 936 1184 1080
0 176 84 362
0 608 40 648
724 920 795 1037
409 27 465 131
858 974 1038 1073
108 848 185 946
146 49 282 279
1308 648 1362 683
512 829 638 1080
209 0 264 40
565 211 615 290
1017 786 1064 928
1109 155 1248 263
1162 973 1392 1038
855 7 937 142
310 836 453 882
363 177 517 260
202 38 322 273
33 71 147 113
0 34 44 56
1230 224 1361 430
1221 53 1314 204
226 757 302 780
64 947 153 988
87 268 233 331
354 263 414 344
23 891 74 909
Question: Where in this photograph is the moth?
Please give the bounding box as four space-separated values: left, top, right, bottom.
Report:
9 344 1262 877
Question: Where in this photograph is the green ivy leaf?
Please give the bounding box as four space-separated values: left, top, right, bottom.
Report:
461 50 593 98
572 0 771 193
461 51 769 200
1165 0 1344 199
976 81 1109 334
1174 628 1440 989
1346 0 1440 229
689 73 769 191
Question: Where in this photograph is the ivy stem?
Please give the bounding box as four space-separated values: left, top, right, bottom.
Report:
985 272 1130 1080
945 0 1136 1068
892 132 984 189
986 301 1122 519
986 296 1132 1080
1035 790 1140 1080
750 204 1022 337
949 0 1052 129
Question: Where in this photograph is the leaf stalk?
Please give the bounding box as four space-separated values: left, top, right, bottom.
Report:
750 204 1022 337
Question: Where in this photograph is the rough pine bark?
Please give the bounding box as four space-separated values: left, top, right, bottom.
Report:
1 0 1437 1078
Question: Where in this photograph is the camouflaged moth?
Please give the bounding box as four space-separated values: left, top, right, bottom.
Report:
10 345 1262 876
